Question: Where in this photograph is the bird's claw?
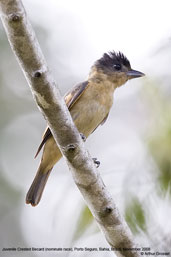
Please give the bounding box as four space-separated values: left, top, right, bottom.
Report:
80 133 86 142
92 158 100 168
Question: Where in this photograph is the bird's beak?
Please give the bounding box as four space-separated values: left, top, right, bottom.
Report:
127 69 145 80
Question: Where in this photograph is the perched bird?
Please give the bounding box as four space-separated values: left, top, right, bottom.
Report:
26 51 144 206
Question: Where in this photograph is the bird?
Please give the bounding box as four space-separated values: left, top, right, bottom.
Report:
26 51 145 206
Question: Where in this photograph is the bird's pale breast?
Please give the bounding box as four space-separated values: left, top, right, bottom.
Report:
70 82 114 137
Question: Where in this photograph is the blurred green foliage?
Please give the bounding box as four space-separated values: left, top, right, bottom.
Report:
144 82 171 196
149 127 171 195
73 205 94 241
125 197 146 234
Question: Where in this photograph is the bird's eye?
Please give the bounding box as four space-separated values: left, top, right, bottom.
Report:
113 64 121 70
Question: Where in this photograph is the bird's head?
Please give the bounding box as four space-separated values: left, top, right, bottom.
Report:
89 51 145 88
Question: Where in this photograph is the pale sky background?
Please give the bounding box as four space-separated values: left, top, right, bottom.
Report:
24 0 171 61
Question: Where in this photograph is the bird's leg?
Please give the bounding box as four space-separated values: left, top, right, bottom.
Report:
92 158 100 168
80 133 86 142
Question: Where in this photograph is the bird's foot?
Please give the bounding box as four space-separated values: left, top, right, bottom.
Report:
80 133 86 142
92 158 100 168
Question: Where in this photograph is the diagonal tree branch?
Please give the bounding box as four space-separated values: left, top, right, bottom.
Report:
0 0 141 256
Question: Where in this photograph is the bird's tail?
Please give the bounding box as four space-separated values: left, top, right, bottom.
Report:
26 166 52 206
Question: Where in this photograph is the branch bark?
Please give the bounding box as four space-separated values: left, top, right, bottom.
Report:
0 1 141 256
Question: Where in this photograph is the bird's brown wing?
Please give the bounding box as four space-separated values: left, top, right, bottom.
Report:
34 127 52 158
34 81 89 158
64 81 89 110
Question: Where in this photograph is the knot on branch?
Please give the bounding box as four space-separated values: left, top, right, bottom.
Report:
33 70 42 78
105 207 113 214
66 144 76 152
9 13 21 22
100 206 113 218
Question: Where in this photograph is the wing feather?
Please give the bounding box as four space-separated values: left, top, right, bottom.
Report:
34 81 89 157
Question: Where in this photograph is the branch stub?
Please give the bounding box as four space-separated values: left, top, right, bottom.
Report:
67 144 76 151
9 13 21 22
34 71 42 78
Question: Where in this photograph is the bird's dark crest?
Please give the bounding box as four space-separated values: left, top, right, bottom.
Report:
96 51 131 69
